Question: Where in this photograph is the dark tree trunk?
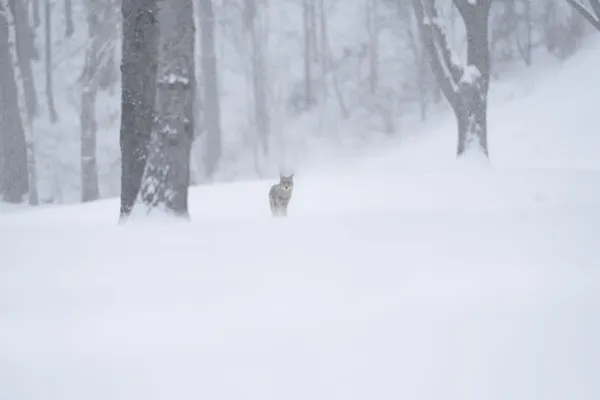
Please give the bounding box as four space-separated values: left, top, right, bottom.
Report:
198 0 222 179
0 0 37 203
119 0 159 219
64 0 73 36
139 0 195 217
45 0 58 122
1 0 39 205
455 2 490 156
413 0 491 158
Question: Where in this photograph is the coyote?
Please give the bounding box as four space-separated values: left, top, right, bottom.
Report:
269 174 294 216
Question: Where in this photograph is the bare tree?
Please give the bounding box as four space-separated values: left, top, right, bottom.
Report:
0 0 39 205
44 0 58 122
566 0 600 30
139 0 196 217
198 0 222 179
119 0 159 219
413 0 492 157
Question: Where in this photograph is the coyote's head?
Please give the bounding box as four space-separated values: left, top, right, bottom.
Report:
279 174 294 191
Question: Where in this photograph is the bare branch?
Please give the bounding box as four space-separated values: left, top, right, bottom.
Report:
566 0 600 31
428 11 462 84
412 0 460 108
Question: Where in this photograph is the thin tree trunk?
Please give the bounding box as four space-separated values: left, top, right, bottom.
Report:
139 0 196 217
251 21 269 154
318 0 327 98
406 11 427 120
64 0 73 36
45 0 57 122
366 0 378 95
516 0 532 66
32 0 40 27
80 83 99 202
0 0 38 205
198 0 222 179
302 0 313 108
309 0 317 62
119 0 159 219
80 0 103 202
319 0 348 119
524 0 532 64
247 0 269 155
15 0 37 119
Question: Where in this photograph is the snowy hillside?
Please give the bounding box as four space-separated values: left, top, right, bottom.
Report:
2 18 600 400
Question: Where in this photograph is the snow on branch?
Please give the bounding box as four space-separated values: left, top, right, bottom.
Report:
460 64 481 85
429 13 463 84
566 0 600 31
413 0 463 106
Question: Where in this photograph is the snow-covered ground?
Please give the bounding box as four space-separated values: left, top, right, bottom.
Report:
2 37 600 400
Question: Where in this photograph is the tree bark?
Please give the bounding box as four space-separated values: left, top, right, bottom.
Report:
0 0 38 205
139 0 195 217
119 0 159 219
198 0 222 179
45 0 57 122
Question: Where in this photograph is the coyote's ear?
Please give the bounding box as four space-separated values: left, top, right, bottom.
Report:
280 173 284 179
290 174 294 179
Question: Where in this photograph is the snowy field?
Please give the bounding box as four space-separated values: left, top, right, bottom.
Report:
2 37 600 400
